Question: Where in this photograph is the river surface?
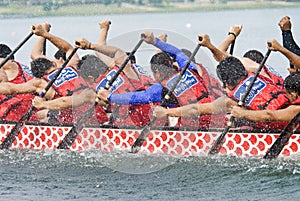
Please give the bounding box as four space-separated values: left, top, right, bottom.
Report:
1 7 300 201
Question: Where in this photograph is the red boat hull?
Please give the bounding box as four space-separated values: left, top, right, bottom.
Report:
0 122 299 157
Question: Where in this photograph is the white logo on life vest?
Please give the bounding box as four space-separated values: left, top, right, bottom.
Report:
265 64 283 78
166 70 198 97
96 70 124 92
48 67 78 87
133 64 151 77
21 64 34 77
234 75 266 106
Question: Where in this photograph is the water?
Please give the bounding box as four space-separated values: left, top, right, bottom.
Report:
1 7 300 200
1 150 300 201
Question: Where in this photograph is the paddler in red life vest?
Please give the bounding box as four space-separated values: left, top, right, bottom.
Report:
74 21 155 127
139 31 222 128
153 35 290 128
0 44 35 122
232 72 300 130
95 19 155 89
32 54 110 124
0 22 89 123
0 54 91 124
218 24 285 87
231 39 300 130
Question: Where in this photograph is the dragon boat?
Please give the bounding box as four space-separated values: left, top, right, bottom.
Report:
0 120 299 158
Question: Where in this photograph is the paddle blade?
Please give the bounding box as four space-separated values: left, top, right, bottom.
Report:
0 106 35 149
57 103 95 149
131 125 151 153
130 117 157 153
263 112 300 159
208 124 231 155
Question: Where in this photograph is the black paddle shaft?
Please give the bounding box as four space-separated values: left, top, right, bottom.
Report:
208 48 272 155
229 39 235 55
0 29 34 69
0 47 78 149
131 42 202 154
106 35 145 89
264 112 300 159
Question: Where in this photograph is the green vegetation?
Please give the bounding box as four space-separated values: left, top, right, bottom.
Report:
0 0 300 17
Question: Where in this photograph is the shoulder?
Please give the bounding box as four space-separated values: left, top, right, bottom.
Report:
30 78 47 87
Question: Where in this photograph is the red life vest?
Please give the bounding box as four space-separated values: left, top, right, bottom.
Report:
10 62 33 84
43 67 92 124
160 69 212 129
131 63 155 88
160 69 211 105
44 66 89 97
0 62 36 122
253 97 300 131
196 64 227 128
95 66 151 127
263 64 285 86
197 63 224 100
227 73 290 110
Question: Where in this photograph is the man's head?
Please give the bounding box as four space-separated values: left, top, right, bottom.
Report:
216 56 248 90
284 72 300 101
0 44 14 60
54 50 66 61
181 48 196 63
78 54 109 82
31 57 54 78
150 52 178 82
243 49 264 63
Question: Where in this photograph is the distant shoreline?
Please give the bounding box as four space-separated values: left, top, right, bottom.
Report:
0 1 300 18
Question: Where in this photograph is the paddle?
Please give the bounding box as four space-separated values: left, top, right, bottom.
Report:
263 112 300 159
0 27 34 68
43 39 47 55
131 41 202 154
208 47 272 155
57 35 145 149
0 47 79 149
229 38 235 55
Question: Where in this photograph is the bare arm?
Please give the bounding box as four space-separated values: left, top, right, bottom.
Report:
96 19 110 47
0 69 8 82
268 39 300 70
75 38 117 68
31 23 51 60
239 57 270 77
198 34 229 62
32 23 79 68
231 105 300 122
32 88 96 110
218 25 242 52
0 78 54 100
92 43 126 67
154 96 236 118
94 19 115 67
